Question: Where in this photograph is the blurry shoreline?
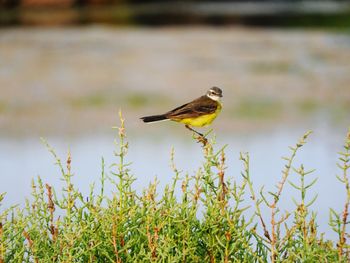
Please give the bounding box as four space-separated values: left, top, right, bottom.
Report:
1 1 350 27
0 26 349 138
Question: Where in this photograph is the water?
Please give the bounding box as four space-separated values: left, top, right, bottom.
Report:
0 125 348 240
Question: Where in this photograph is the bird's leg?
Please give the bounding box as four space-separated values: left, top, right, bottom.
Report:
185 125 203 137
185 125 208 145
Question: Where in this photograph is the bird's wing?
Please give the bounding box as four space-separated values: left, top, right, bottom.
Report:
166 96 218 119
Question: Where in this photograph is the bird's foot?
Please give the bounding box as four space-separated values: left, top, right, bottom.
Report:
185 125 208 146
195 134 208 146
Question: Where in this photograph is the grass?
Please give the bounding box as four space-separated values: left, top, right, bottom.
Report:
0 112 349 262
0 101 7 114
249 61 298 74
233 97 283 120
70 91 170 110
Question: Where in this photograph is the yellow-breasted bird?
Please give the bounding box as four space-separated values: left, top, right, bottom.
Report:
140 87 223 137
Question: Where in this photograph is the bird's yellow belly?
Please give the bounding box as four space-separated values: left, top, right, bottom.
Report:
177 107 221 127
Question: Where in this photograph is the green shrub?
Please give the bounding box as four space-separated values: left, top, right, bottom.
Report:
0 113 349 262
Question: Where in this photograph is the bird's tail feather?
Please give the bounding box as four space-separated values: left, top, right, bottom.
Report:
140 114 168 123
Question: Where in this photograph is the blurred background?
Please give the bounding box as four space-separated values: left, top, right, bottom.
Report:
0 0 350 238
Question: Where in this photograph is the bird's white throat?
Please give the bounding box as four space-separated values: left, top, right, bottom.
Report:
207 93 221 101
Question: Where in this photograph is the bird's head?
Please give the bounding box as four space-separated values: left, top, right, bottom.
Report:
206 87 223 101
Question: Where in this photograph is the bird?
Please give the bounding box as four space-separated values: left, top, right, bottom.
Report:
140 87 223 137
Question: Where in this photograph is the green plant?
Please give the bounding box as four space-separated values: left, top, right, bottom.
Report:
0 114 349 262
330 130 350 261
